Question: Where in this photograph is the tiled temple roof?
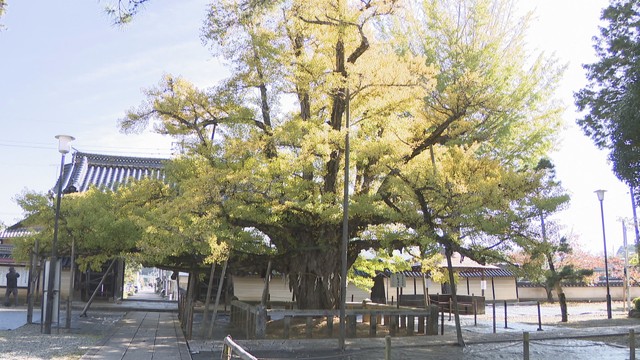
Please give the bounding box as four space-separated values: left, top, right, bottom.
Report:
371 267 514 279
0 222 39 241
1 151 169 245
54 152 167 194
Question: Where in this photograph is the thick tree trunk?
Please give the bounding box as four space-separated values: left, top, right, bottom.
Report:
555 284 568 322
288 247 342 309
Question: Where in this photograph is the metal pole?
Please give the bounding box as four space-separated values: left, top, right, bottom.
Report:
536 301 543 331
65 237 75 329
598 198 612 319
44 152 66 334
27 240 39 324
504 300 508 329
631 329 636 360
623 221 630 312
339 88 350 350
631 187 640 257
492 302 496 333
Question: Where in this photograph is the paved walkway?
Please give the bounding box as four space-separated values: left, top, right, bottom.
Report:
81 311 190 360
78 289 189 359
1 288 190 359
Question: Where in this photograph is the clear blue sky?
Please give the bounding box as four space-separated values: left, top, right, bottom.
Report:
0 0 632 255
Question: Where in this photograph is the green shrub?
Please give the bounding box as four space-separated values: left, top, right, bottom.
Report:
633 297 640 311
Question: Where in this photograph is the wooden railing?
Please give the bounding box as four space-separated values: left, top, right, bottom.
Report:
427 294 485 315
221 335 258 360
230 300 439 339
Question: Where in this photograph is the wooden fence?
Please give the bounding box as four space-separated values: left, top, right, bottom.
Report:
230 300 439 339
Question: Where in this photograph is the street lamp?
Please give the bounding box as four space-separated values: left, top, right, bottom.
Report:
595 189 612 319
44 134 74 334
339 89 350 350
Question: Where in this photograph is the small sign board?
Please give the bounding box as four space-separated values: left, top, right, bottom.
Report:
0 265 29 288
389 272 406 288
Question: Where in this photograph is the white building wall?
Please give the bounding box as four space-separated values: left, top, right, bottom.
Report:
380 276 518 303
232 275 370 303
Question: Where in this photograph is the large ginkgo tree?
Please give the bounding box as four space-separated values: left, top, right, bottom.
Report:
117 0 564 317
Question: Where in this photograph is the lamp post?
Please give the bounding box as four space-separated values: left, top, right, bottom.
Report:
44 134 74 334
595 189 612 319
339 89 350 350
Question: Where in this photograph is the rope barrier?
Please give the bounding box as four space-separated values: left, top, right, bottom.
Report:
464 341 521 352
259 347 381 360
529 340 612 348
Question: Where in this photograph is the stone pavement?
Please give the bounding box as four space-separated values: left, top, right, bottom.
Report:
0 288 190 360
81 311 190 360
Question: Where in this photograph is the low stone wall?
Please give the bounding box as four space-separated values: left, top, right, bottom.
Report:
518 285 640 302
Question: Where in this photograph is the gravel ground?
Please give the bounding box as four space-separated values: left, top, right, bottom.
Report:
0 311 124 360
1 301 638 359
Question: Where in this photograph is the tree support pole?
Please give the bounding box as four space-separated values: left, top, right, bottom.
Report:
80 259 117 317
208 260 228 338
200 263 216 337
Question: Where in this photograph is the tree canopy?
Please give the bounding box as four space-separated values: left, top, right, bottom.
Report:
507 159 594 322
115 0 564 311
575 0 640 188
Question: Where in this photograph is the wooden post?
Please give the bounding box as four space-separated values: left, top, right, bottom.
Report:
385 335 391 360
466 277 470 295
255 305 266 339
284 316 291 339
245 307 250 339
422 275 428 307
389 315 397 336
347 315 357 337
406 315 414 336
306 316 313 338
427 305 438 335
631 329 636 360
326 315 333 337
185 271 197 339
370 313 377 337
523 332 530 360
418 316 425 334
